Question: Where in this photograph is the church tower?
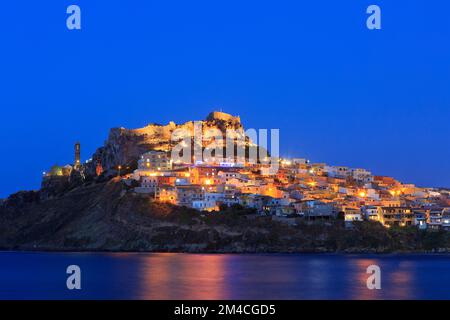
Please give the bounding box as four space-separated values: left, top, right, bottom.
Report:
74 142 81 169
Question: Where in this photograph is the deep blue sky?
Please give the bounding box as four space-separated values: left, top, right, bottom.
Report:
0 1 449 197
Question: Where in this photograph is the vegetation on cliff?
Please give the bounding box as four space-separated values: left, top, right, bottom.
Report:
1 179 449 253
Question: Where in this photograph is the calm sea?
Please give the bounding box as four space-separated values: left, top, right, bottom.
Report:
0 252 449 300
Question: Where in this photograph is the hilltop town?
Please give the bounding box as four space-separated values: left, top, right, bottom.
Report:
41 111 450 232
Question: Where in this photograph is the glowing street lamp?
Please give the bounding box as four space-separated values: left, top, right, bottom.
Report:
308 181 317 187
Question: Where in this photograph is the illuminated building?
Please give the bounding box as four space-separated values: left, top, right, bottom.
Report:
378 207 414 227
138 151 172 171
157 187 177 204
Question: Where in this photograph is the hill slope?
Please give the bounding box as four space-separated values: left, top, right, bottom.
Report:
1 179 449 253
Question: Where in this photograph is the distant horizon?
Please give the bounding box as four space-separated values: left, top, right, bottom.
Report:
1 1 449 197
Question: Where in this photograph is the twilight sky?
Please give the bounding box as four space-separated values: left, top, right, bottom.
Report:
0 0 449 197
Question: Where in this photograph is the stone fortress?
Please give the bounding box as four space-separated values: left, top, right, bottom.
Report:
206 111 241 124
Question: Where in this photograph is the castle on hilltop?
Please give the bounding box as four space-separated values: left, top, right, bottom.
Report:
206 111 240 124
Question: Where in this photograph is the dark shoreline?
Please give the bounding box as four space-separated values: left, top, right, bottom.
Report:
2 180 450 255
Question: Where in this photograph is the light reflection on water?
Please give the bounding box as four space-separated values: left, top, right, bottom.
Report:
140 254 229 300
0 252 449 300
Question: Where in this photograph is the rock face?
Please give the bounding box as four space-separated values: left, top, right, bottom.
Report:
1 190 40 210
1 178 448 252
40 170 84 200
85 111 252 177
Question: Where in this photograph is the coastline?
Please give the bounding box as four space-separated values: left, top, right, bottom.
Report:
2 180 450 255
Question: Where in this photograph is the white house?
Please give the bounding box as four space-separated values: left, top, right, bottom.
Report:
192 200 218 212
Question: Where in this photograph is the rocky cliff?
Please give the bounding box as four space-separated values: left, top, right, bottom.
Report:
1 178 449 253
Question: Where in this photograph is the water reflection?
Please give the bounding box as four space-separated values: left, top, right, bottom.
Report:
386 260 416 300
131 254 421 300
0 252 449 299
140 254 229 299
135 254 435 300
350 258 384 300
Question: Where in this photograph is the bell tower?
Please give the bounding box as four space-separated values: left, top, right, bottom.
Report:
74 142 81 169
